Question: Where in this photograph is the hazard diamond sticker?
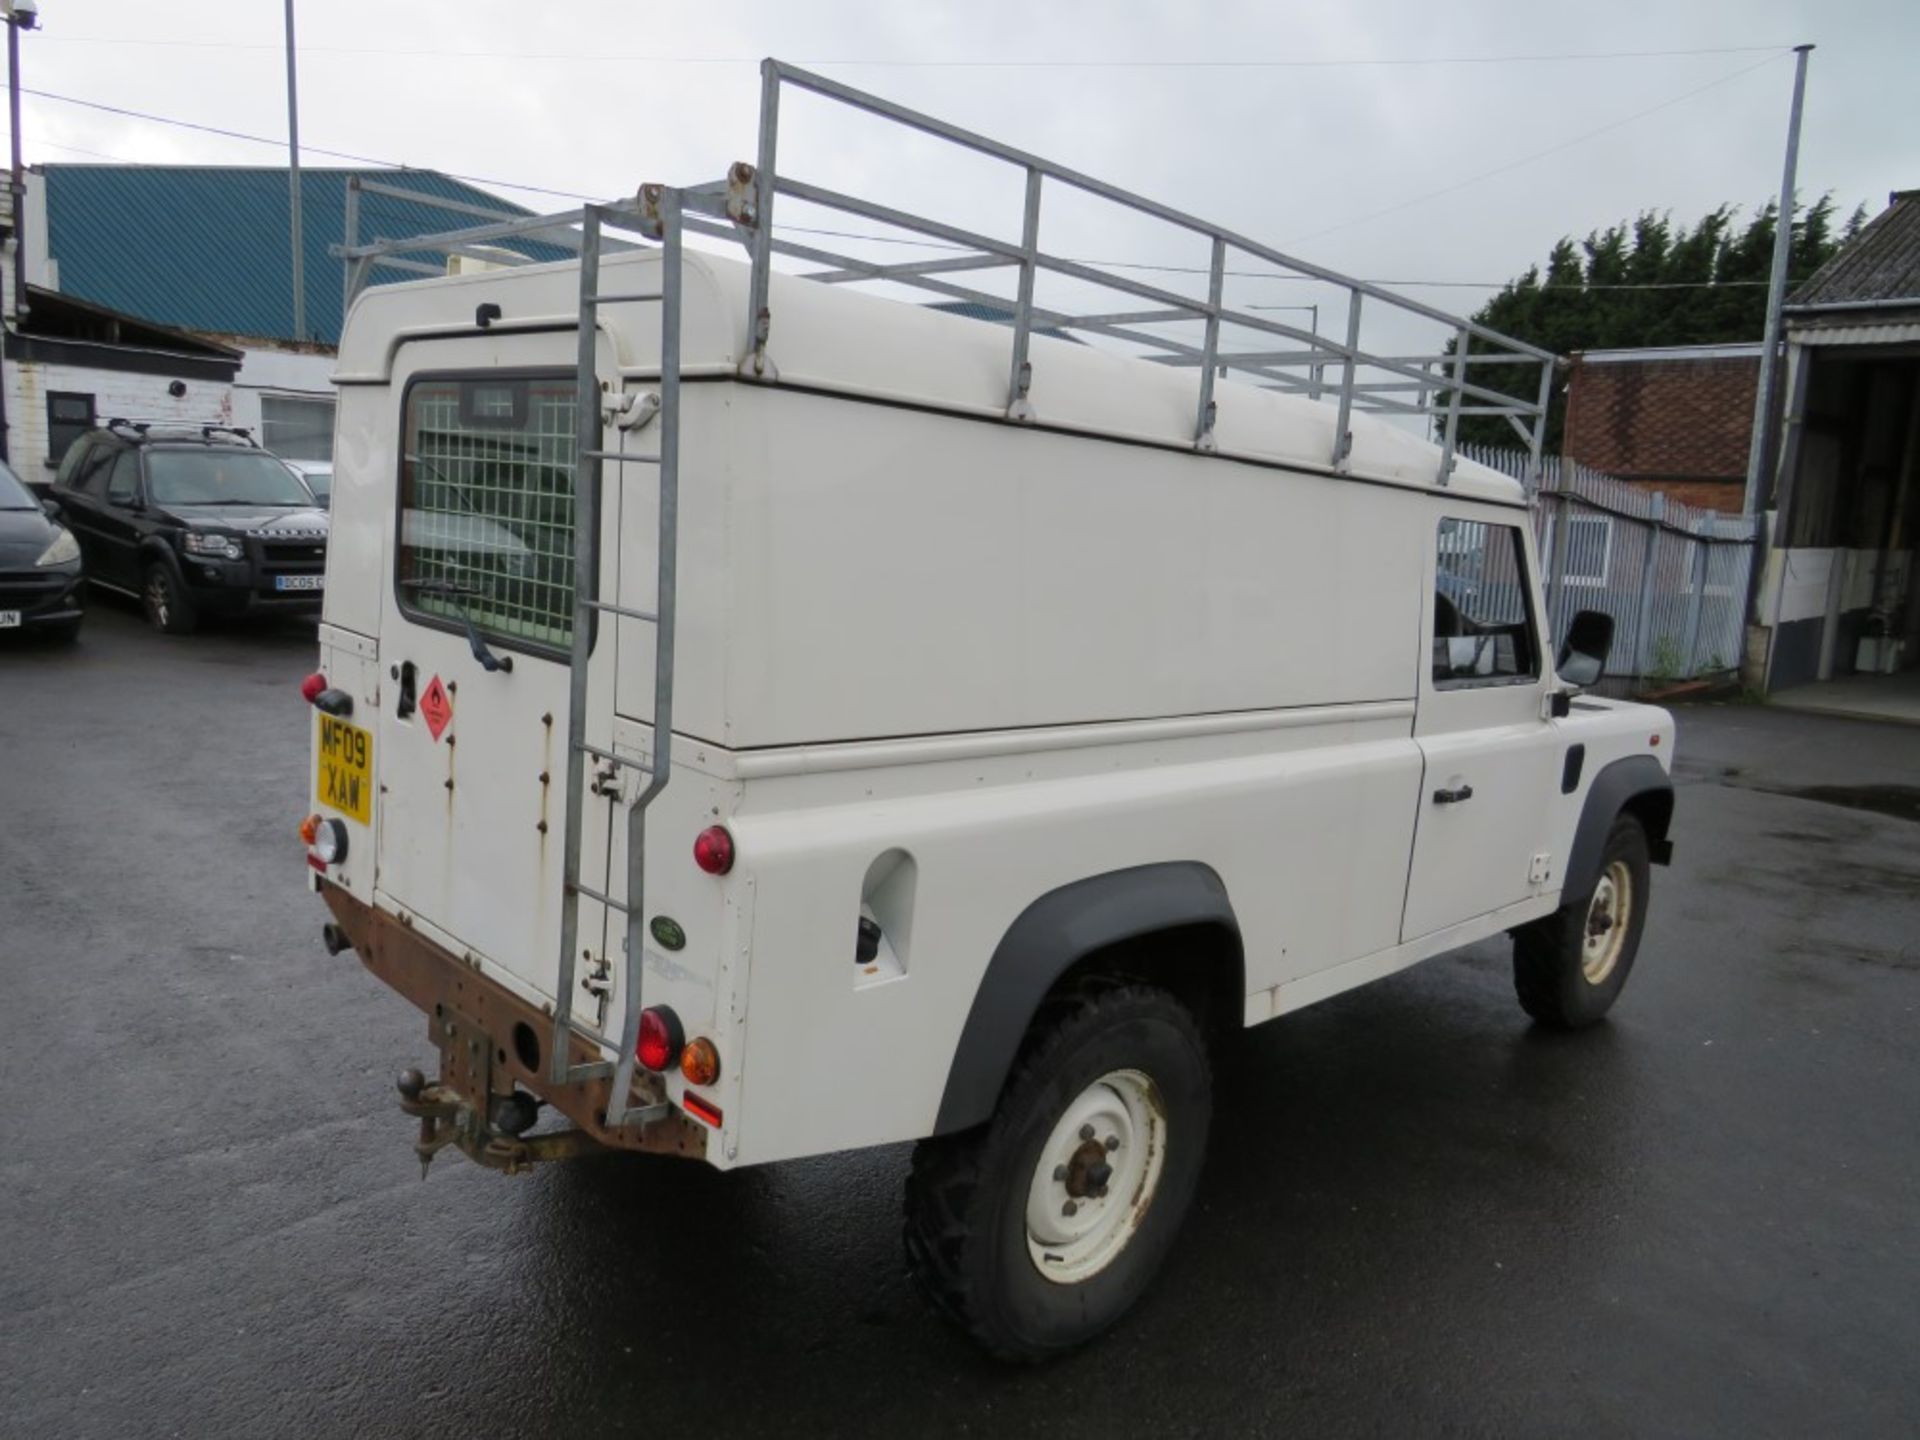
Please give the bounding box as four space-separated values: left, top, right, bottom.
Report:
420 674 453 742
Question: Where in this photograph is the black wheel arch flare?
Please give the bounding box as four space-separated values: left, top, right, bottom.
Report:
932 861 1243 1136
1563 754 1675 901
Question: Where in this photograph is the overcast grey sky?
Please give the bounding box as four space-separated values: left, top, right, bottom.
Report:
8 0 1917 365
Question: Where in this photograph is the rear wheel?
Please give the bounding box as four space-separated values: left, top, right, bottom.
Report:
1513 813 1650 1028
903 984 1211 1362
143 562 198 635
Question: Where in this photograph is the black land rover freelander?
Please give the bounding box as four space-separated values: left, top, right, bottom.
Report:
50 421 328 634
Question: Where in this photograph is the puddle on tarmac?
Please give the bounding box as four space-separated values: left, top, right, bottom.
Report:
1766 784 1920 824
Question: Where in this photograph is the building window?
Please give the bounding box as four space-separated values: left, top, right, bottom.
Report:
1432 517 1540 686
398 373 578 651
46 392 96 469
1543 515 1613 587
260 394 336 461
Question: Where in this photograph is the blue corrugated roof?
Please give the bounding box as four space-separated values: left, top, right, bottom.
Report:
39 165 569 347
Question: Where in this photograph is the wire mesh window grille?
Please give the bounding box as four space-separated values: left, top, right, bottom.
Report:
1434 519 1539 685
399 375 578 650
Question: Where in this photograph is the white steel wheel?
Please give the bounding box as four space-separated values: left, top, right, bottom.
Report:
1024 1068 1168 1284
1582 859 1633 985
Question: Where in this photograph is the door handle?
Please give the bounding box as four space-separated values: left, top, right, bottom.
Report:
1432 783 1474 805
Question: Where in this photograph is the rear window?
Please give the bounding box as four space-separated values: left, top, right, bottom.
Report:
398 375 578 650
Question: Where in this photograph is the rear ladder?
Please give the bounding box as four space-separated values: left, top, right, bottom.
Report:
542 183 741 1127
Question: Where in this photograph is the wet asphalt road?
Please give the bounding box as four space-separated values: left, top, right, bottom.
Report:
2 605 1917 1438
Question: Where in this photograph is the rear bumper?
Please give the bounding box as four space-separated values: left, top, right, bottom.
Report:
319 881 707 1162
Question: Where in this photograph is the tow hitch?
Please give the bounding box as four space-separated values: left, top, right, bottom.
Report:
396 1067 604 1178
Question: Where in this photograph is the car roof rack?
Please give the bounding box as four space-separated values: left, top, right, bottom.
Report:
335 57 1557 486
100 418 259 447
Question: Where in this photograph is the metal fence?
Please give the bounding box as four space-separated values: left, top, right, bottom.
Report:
1461 444 1758 688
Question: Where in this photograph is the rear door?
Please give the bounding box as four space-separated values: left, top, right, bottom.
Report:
1402 511 1561 939
51 440 117 581
371 342 625 1029
96 451 150 590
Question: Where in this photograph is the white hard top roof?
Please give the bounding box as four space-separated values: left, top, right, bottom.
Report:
338 248 1529 508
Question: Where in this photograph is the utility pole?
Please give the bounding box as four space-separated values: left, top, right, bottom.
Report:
1742 43 1814 516
3 0 38 466
6 0 36 328
284 0 305 341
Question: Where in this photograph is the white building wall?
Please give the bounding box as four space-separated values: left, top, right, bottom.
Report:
230 345 338 455
6 357 233 484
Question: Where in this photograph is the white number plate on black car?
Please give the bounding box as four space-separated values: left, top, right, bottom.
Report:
0 611 20 628
275 576 324 592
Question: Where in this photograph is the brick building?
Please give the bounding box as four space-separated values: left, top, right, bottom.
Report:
1562 343 1761 512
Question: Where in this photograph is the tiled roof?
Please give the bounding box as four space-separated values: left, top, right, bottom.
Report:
1790 189 1920 310
38 165 567 347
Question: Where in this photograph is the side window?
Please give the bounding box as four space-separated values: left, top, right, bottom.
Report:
1432 518 1539 686
106 451 142 505
46 392 96 470
73 444 117 496
54 435 99 491
398 374 577 650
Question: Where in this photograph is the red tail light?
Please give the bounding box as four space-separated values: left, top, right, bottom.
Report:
300 671 328 703
636 1006 684 1073
693 825 735 875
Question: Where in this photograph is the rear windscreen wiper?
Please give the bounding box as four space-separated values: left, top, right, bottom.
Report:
400 575 513 674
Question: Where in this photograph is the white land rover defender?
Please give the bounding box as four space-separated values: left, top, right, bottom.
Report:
304 64 1675 1360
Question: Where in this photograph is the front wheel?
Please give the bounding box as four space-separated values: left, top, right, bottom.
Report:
143 562 198 635
1513 813 1651 1028
903 984 1212 1362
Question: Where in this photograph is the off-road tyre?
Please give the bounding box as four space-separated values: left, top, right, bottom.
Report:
143 561 198 635
903 983 1212 1362
1513 812 1651 1028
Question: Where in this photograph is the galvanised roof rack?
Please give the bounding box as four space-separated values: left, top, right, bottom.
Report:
335 58 1557 486
102 418 258 446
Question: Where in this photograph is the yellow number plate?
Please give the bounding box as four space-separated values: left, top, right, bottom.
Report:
316 714 373 825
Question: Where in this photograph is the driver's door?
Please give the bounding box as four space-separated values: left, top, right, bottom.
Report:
1402 512 1561 940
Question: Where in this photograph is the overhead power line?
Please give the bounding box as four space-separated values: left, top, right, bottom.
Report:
19 86 595 200
15 58 1802 295
26 38 1795 69
1279 51 1786 247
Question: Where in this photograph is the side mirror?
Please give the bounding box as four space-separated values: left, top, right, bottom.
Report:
40 497 61 519
1558 608 1613 688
